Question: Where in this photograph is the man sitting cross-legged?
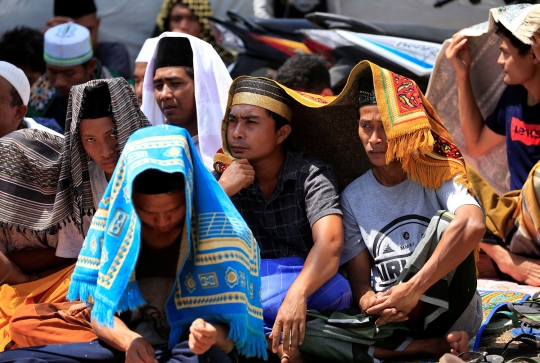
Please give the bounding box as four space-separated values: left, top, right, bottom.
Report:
213 77 352 362
310 61 484 362
0 125 267 362
1 78 150 350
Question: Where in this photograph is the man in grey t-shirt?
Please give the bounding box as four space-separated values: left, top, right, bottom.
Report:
340 63 485 361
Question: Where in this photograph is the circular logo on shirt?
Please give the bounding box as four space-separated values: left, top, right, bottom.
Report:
372 215 430 289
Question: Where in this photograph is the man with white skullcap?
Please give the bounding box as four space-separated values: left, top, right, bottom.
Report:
133 37 159 106
27 22 118 132
44 0 131 79
0 61 61 138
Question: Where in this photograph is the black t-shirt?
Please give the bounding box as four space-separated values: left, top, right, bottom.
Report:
485 85 540 190
136 234 181 280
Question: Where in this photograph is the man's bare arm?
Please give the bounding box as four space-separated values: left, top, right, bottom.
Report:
366 205 485 322
7 248 74 274
270 214 343 354
92 317 158 363
446 33 505 156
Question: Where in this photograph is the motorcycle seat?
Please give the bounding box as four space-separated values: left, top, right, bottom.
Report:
369 21 456 44
251 18 320 36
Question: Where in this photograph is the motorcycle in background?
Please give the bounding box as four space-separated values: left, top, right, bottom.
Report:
209 11 317 79
209 10 455 92
301 12 453 92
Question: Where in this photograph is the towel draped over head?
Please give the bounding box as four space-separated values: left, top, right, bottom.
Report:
67 125 267 359
214 61 471 194
62 78 151 233
0 129 65 233
141 32 231 169
360 61 472 194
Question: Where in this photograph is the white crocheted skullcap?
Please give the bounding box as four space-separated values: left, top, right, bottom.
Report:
0 61 30 106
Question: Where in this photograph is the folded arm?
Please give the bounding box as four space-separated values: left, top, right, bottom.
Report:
0 252 11 284
92 316 158 363
366 205 485 322
2 248 76 285
346 249 408 324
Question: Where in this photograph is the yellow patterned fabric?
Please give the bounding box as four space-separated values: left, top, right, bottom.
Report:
67 125 266 359
214 61 471 194
365 61 472 194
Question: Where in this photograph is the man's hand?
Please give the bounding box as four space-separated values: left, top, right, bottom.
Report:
446 33 471 80
4 258 30 285
360 291 408 324
365 282 421 326
270 290 307 355
218 159 255 196
189 318 217 355
44 16 73 33
125 338 157 363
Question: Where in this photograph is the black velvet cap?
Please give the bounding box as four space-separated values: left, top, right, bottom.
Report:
54 0 97 18
155 37 193 70
357 72 376 108
79 83 113 120
133 170 184 195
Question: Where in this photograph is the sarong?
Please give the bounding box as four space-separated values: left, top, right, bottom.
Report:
261 257 353 334
298 211 479 363
0 264 74 351
9 302 96 348
468 166 519 241
470 161 540 258
506 161 540 257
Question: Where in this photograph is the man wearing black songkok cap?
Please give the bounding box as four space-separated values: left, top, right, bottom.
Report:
43 0 131 79
141 33 232 170
214 76 352 362
152 37 197 136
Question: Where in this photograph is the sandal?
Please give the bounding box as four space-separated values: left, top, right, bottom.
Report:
507 302 540 325
485 311 520 335
501 333 540 356
510 322 540 339
458 351 504 363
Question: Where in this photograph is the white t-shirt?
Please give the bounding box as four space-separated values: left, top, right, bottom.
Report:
340 170 479 292
55 161 109 258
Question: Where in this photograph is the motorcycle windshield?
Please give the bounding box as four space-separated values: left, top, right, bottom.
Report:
336 30 442 77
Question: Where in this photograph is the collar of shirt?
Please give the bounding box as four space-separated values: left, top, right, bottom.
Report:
245 149 299 202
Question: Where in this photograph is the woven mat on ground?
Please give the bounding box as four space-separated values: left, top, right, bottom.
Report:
472 290 530 351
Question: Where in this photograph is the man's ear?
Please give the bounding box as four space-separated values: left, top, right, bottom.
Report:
85 58 97 75
96 17 101 29
14 105 27 126
531 47 539 64
320 88 334 97
277 124 292 144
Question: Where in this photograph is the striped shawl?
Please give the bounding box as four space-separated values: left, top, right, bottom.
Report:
61 78 151 233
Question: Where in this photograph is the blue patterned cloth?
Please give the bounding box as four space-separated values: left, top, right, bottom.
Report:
67 125 267 359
